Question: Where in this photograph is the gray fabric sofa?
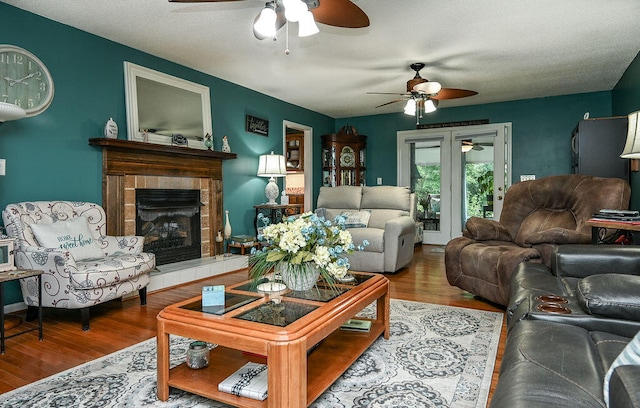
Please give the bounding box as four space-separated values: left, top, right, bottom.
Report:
316 185 415 273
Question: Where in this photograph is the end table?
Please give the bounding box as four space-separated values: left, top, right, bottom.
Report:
0 269 43 353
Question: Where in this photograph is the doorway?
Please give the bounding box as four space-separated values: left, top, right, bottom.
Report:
397 123 512 245
283 120 313 212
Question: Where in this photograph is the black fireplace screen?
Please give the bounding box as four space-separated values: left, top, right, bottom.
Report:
136 189 202 265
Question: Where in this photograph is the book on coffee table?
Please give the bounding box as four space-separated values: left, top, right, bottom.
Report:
340 318 372 332
218 362 268 401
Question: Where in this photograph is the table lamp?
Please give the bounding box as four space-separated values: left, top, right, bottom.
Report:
257 151 287 205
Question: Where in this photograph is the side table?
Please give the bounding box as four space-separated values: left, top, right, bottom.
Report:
227 241 260 255
254 204 303 235
586 219 640 244
0 269 43 353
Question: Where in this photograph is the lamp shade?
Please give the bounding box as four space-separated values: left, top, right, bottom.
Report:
621 111 640 159
0 102 26 122
257 152 287 177
254 5 277 38
257 151 287 205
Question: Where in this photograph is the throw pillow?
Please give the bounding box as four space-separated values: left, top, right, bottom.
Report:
604 330 640 407
341 210 371 228
31 217 104 261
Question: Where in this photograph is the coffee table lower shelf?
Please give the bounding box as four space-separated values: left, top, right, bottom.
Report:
167 321 385 407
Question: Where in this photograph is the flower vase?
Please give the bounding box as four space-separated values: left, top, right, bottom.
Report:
224 211 232 256
278 263 320 291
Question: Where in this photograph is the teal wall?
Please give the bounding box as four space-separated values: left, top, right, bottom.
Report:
612 51 640 208
0 3 333 304
336 92 613 186
1 2 637 306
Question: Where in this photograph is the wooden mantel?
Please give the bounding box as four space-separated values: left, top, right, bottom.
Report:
89 138 237 256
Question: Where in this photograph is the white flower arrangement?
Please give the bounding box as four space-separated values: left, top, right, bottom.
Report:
249 212 368 285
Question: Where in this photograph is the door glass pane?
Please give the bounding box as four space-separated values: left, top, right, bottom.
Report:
412 141 441 232
460 137 495 222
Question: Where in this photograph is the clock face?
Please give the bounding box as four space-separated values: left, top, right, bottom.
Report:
340 146 355 167
0 45 54 117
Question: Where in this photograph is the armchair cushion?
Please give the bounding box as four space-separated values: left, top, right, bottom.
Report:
524 227 591 245
30 217 104 261
577 274 640 322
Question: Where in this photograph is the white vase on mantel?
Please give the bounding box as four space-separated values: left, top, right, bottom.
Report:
223 210 232 256
224 210 232 238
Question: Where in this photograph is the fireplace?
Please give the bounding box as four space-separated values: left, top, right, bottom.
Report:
136 189 202 265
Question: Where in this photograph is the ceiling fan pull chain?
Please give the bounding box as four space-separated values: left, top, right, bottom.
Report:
285 23 290 55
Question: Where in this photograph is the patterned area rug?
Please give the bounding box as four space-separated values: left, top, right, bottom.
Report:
0 300 503 408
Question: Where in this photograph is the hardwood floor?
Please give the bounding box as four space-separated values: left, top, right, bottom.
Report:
0 244 506 403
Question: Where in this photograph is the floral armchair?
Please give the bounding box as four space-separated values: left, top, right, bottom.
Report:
2 201 155 330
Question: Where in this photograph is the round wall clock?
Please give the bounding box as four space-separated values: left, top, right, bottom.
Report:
0 45 55 117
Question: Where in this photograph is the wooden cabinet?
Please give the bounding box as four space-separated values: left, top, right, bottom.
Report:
571 117 629 181
321 126 367 187
285 131 304 172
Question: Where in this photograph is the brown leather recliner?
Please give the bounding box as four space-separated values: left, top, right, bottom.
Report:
444 174 630 306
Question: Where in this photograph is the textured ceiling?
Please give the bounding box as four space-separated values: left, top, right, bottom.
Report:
4 0 640 118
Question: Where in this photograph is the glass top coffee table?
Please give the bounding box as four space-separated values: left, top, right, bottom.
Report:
156 272 389 407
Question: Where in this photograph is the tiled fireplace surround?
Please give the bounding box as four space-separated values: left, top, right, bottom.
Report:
89 138 247 293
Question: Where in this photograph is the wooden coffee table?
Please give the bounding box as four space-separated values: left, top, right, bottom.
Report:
157 272 389 407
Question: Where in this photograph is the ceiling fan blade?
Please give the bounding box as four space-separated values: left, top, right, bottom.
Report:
311 0 369 28
168 0 244 2
375 99 407 108
432 88 478 100
367 92 410 96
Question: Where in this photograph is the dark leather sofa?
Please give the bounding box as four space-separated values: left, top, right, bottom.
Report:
490 245 640 408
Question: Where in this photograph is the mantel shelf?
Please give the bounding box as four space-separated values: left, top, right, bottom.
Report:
89 138 237 160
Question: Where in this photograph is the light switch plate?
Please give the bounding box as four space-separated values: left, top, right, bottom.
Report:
377 177 382 185
0 159 5 176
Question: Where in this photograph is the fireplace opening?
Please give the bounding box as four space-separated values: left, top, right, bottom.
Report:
136 189 202 265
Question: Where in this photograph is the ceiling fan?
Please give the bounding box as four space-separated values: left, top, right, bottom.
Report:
462 140 487 152
168 0 369 40
368 63 478 120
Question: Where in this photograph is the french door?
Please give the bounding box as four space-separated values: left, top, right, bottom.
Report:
397 123 512 245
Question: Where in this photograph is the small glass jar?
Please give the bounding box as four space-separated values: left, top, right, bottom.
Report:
186 341 210 369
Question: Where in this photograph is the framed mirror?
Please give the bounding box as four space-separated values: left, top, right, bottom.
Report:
124 62 212 149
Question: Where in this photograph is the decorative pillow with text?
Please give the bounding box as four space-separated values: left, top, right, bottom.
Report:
341 210 372 228
31 217 104 261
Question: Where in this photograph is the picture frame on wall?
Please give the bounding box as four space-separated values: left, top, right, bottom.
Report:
246 115 269 136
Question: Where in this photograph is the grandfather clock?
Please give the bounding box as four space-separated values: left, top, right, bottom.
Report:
321 125 367 187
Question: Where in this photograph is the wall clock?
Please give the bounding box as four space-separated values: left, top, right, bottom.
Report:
0 45 55 117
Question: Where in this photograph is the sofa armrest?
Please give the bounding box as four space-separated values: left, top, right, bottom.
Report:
610 365 640 408
97 235 145 255
552 245 640 278
384 216 415 238
464 217 512 241
577 274 640 321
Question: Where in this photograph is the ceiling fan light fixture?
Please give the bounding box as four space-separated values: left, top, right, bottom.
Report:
413 81 442 95
283 0 307 22
298 10 319 37
254 3 278 38
423 98 437 113
404 98 416 116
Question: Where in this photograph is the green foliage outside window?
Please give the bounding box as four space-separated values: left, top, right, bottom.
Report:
413 163 493 219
